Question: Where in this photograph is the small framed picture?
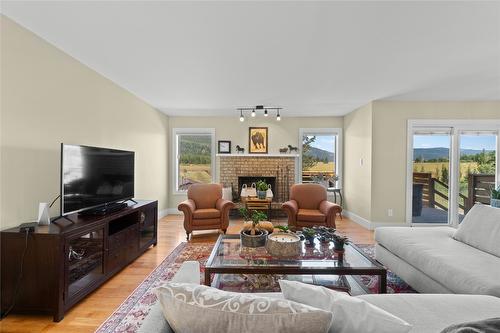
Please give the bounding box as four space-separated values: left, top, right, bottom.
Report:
218 140 231 154
249 127 268 154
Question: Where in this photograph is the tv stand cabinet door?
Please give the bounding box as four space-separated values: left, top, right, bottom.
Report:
64 228 106 308
139 203 158 251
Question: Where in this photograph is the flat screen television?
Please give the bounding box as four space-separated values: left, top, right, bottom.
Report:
61 144 135 215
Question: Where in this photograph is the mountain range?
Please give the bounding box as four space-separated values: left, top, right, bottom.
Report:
306 147 335 162
413 148 493 161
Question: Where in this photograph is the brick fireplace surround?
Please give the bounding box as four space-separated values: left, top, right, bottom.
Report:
219 155 297 203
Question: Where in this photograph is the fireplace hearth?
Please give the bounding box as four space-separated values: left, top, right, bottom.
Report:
238 176 276 202
219 155 296 203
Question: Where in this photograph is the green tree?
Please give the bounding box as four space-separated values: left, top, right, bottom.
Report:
441 166 449 184
302 136 318 170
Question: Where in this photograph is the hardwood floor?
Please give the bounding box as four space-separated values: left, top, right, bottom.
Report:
0 215 373 333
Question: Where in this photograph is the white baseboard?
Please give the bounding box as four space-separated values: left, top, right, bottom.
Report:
343 210 408 230
167 208 182 215
158 208 182 219
343 210 372 230
158 208 169 219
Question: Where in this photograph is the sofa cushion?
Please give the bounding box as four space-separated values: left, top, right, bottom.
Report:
297 209 326 222
155 283 333 333
375 226 500 297
453 204 500 258
358 294 500 333
193 208 220 219
279 280 412 333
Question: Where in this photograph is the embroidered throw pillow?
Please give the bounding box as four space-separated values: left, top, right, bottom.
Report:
155 283 333 333
279 280 412 333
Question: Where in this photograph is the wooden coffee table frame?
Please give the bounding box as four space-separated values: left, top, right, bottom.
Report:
204 234 387 294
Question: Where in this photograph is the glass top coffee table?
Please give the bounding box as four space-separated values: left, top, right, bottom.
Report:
204 234 387 294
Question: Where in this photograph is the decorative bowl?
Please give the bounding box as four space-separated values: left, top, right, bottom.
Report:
266 232 301 257
240 229 268 248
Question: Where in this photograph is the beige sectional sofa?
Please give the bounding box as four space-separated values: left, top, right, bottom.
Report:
375 204 500 297
138 261 500 333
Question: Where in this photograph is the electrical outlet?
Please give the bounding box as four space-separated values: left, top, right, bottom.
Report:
388 209 393 217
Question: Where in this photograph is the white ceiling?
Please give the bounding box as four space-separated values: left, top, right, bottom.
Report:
1 1 499 117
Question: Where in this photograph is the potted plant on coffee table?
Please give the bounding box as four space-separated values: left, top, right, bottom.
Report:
331 233 348 260
240 209 269 247
301 227 316 246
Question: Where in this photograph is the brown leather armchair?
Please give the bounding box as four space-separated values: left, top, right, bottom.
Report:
178 183 234 240
282 184 341 229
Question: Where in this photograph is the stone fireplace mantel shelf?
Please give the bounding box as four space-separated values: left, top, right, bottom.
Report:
216 153 299 158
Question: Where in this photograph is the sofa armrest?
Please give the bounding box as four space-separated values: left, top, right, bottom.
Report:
216 198 234 212
216 198 234 230
171 261 201 284
178 199 196 214
282 200 298 216
138 262 201 333
282 200 298 227
319 200 341 228
178 199 196 234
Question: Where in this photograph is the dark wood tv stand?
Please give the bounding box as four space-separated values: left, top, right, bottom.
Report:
1 200 158 322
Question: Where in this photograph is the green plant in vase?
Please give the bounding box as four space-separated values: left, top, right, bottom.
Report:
239 207 250 221
331 233 348 251
301 227 316 246
250 210 267 235
240 210 269 248
256 180 268 199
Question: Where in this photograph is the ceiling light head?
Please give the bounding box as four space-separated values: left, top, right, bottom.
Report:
276 109 281 121
251 109 256 117
264 109 268 117
239 110 244 122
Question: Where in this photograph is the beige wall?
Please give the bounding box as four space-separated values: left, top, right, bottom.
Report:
168 116 343 208
343 103 372 221
0 16 169 229
370 101 500 224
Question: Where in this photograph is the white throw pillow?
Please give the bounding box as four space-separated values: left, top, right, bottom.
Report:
155 283 333 333
453 204 500 257
279 280 412 333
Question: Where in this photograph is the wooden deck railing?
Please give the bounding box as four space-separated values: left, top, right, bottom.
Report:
302 171 336 183
413 172 495 213
466 174 496 210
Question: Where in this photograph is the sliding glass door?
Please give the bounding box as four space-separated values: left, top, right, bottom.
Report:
411 130 451 224
458 132 497 222
408 121 499 226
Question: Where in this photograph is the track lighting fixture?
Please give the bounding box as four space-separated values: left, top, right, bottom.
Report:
236 106 283 121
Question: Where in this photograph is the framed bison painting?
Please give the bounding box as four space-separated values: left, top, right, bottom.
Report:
249 127 268 154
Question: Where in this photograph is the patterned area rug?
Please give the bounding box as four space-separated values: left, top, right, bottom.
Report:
96 242 416 333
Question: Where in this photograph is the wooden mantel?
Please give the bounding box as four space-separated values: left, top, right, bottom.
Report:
216 153 299 158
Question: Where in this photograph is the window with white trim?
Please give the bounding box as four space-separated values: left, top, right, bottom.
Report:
173 128 215 192
299 128 342 188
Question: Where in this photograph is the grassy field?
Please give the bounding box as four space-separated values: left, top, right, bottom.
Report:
413 161 479 180
179 163 211 183
303 162 336 173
